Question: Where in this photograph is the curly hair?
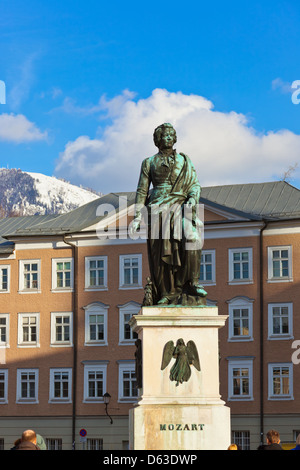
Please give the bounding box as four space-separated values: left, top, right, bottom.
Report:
153 123 177 148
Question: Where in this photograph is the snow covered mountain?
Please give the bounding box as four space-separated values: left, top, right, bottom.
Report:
0 168 102 216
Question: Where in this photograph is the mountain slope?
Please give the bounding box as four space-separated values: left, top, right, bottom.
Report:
0 168 101 216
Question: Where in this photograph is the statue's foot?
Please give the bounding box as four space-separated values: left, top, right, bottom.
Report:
188 283 207 297
157 296 170 305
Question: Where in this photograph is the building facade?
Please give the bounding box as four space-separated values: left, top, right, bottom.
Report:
0 182 299 450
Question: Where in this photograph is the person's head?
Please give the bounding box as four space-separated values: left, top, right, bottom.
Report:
227 443 238 450
153 123 177 150
266 429 280 445
296 434 300 445
21 429 37 444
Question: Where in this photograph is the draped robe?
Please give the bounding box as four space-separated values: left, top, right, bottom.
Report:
134 150 202 304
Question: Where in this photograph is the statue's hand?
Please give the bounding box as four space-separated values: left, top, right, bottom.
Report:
129 219 140 236
186 197 196 208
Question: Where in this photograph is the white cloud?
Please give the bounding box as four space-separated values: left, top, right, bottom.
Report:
55 88 300 194
0 113 48 143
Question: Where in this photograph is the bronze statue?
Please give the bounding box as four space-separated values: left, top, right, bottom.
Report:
131 123 207 306
161 338 200 386
134 339 143 389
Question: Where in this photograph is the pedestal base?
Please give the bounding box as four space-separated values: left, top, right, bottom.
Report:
129 306 230 450
129 403 230 450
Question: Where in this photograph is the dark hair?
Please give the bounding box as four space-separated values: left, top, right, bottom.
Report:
153 123 177 148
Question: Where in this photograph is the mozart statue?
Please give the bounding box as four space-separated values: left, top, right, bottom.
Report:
131 123 207 306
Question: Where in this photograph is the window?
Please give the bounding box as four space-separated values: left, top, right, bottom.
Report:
87 439 103 450
52 258 73 291
49 368 72 402
268 246 292 281
119 254 142 289
46 438 62 450
0 314 9 348
85 256 107 290
118 302 140 345
18 313 39 347
19 260 41 292
118 361 138 401
84 303 108 346
228 297 253 341
0 370 8 403
228 359 253 401
200 250 215 284
51 312 73 347
229 248 253 284
268 303 293 339
232 431 250 450
16 369 38 403
0 265 10 292
268 363 293 400
83 363 108 402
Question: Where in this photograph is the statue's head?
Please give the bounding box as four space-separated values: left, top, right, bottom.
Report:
153 123 177 149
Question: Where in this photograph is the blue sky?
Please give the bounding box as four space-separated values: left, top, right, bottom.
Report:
1 0 300 194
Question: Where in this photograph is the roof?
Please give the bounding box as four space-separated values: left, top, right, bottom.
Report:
0 182 299 253
201 181 300 221
0 214 57 253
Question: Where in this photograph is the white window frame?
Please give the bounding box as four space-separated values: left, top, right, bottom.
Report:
19 260 41 293
268 303 293 340
0 265 10 293
83 362 108 403
50 312 73 347
227 297 253 341
16 368 39 403
0 369 8 403
118 301 140 345
268 246 292 282
228 358 253 401
49 368 72 403
84 302 109 346
52 258 74 292
0 314 9 348
119 254 142 289
18 313 40 348
85 256 108 291
200 250 216 285
228 248 253 284
118 361 138 402
268 363 293 400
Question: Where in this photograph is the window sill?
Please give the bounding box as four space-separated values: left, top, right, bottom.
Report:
119 285 143 290
268 335 294 341
51 288 74 293
228 396 253 402
228 336 253 342
267 278 293 283
228 280 253 285
84 287 108 292
268 396 294 401
16 399 39 404
18 290 41 294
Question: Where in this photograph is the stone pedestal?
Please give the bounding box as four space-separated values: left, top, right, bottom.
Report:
129 306 230 450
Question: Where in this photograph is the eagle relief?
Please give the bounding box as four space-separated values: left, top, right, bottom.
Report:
160 338 200 386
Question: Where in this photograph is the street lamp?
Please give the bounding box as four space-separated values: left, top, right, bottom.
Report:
103 392 113 424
